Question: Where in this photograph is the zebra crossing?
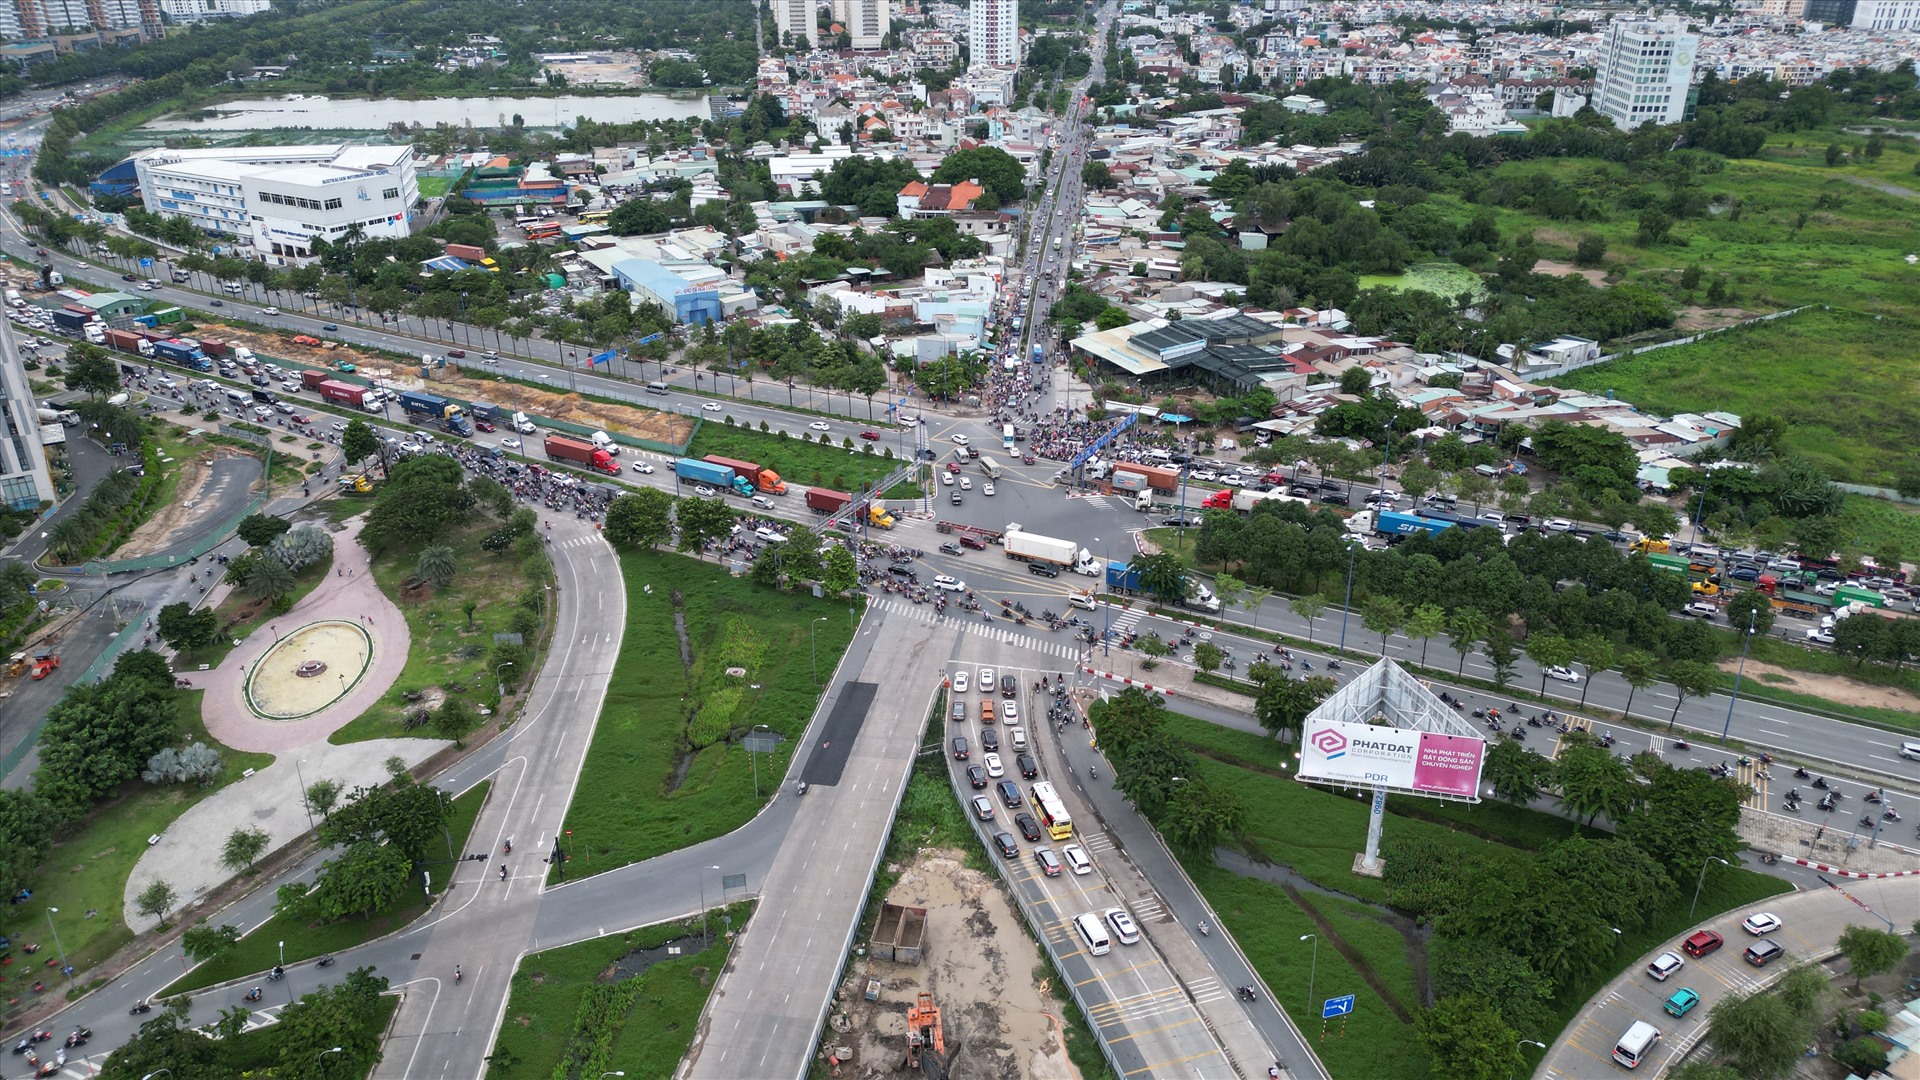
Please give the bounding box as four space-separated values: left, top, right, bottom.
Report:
1188 975 1233 1005
552 532 609 552
1107 605 1146 636
1078 494 1123 513
871 597 1087 660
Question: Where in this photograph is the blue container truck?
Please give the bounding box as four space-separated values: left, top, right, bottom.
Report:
1374 510 1454 538
1106 561 1141 591
1417 509 1490 530
151 339 211 370
397 390 473 436
674 457 750 495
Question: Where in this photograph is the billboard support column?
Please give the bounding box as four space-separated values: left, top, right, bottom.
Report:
1362 787 1386 872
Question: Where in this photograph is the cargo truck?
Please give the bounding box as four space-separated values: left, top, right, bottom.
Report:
1184 579 1221 613
397 390 472 436
1645 552 1691 575
50 307 92 331
511 411 537 434
197 337 230 358
1374 510 1453 538
704 455 788 495
805 488 852 514
546 435 620 475
102 328 153 356
1834 584 1886 608
589 431 622 457
1004 529 1100 574
1630 537 1670 555
868 503 895 529
1106 561 1142 592
301 370 331 392
674 457 748 494
1112 462 1179 495
317 379 376 410
152 339 211 370
1133 490 1154 512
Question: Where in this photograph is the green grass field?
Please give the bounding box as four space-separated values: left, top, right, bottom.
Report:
1551 308 1920 485
416 176 454 199
162 781 489 995
554 548 858 876
490 906 747 1078
688 423 919 497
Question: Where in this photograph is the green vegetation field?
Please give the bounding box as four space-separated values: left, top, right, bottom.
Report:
1551 307 1920 486
688 422 918 497
490 906 748 1079
416 176 454 199
556 548 858 875
1157 712 1790 1080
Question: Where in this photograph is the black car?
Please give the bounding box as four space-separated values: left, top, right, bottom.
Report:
993 831 1019 858
1027 562 1059 578
1162 516 1200 528
967 765 988 789
1001 674 1018 698
980 729 999 752
1319 479 1343 492
1289 485 1315 497
1600 530 1629 543
1319 492 1350 505
1016 753 1038 779
939 542 963 556
120 273 137 281
951 492 963 505
888 562 916 577
950 737 969 760
1014 812 1043 841
997 779 1023 807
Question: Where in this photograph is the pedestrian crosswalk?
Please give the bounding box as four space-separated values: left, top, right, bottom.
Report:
552 533 609 552
1189 975 1232 1005
1108 605 1145 636
1079 494 1122 513
871 597 1087 660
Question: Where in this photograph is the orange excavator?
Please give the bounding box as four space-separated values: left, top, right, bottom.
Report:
902 991 946 1078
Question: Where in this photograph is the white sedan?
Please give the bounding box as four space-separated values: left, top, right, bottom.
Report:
693 484 717 497
933 575 965 592
1544 666 1581 684
260 307 279 315
959 477 972 490
941 472 954 486
629 461 655 474
702 401 723 412
501 437 522 450
951 433 970 445
1742 912 1783 936
983 483 995 496
808 420 831 431
952 671 969 693
983 752 1004 778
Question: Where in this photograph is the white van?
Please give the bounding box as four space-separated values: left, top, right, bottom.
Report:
1073 912 1111 956
1612 1021 1660 1069
645 381 670 395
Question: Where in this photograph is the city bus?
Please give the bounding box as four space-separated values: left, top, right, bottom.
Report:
578 208 611 224
979 455 1003 480
1002 423 1016 451
513 214 539 229
524 222 562 241
1030 781 1073 840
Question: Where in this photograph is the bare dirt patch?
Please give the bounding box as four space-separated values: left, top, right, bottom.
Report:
830 850 1076 1080
114 448 235 558
1532 259 1609 286
1715 659 1920 713
1672 305 1764 334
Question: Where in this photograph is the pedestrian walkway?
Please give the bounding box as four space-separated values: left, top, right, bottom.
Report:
868 596 1087 660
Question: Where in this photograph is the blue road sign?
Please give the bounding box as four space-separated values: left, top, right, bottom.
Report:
1322 994 1355 1019
139 257 152 269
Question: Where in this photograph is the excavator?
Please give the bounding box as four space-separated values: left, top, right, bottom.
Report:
901 991 946 1079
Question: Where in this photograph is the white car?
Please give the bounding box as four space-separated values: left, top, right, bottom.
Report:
1545 519 1576 533
330 421 347 432
693 484 717 497
983 483 995 496
702 401 723 412
1222 475 1245 487
755 526 788 543
629 461 655 474
941 472 954 486
1190 469 1219 482
1002 700 1018 723
1105 908 1141 945
260 307 279 315
1544 666 1581 684
500 437 522 450
952 671 969 694
933 575 965 592
951 433 970 445
398 440 422 453
808 421 830 432
1742 912 1782 936
1805 628 1835 645
979 666 995 688
1062 844 1092 874
959 477 972 490
1647 951 1685 981
983 752 1004 778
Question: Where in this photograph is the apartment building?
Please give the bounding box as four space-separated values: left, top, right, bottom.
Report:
1591 16 1699 128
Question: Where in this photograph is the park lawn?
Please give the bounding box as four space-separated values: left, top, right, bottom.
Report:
162 781 488 995
1551 308 1920 486
490 905 749 1079
1441 156 1920 323
688 422 913 497
415 176 453 199
328 518 546 744
554 548 858 877
14 690 273 991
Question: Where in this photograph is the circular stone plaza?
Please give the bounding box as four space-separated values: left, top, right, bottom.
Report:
245 619 373 719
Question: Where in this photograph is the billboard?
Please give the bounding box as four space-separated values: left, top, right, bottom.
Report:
1298 719 1485 800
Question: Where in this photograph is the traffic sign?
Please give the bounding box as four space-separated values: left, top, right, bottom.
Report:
1322 994 1355 1019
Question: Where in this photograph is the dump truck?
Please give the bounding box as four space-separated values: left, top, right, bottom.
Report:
1112 462 1179 495
674 457 747 494
397 390 472 436
102 328 154 356
546 435 620 476
703 455 788 495
805 488 852 514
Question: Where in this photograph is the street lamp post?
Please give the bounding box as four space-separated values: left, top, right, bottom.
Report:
1720 607 1757 744
495 660 514 699
1337 540 1357 650
1512 1040 1547 1080
751 723 770 799
317 1047 344 1073
46 906 72 989
294 757 315 832
1690 856 1731 919
811 617 827 683
700 864 721 949
1300 932 1318 1014
1095 536 1112 658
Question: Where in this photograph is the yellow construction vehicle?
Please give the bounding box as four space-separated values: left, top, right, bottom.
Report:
4 653 28 678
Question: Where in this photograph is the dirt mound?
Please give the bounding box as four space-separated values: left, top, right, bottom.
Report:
436 369 695 447
832 850 1075 1080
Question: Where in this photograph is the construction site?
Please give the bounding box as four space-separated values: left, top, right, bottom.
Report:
825 849 1078 1080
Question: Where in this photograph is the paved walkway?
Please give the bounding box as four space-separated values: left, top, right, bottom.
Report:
124 515 442 933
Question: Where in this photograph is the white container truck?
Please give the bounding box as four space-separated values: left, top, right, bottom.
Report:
1005 529 1099 574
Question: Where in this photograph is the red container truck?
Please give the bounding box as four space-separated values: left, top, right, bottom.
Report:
302 370 331 391
545 434 620 475
317 379 371 408
805 488 852 513
1113 463 1179 495
198 337 230 358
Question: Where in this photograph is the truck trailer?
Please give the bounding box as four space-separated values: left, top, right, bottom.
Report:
1373 510 1454 538
546 435 620 475
301 370 331 391
102 328 153 356
704 455 788 495
1112 462 1179 495
674 457 748 494
1004 529 1099 573
397 390 473 436
805 488 852 514
317 380 376 410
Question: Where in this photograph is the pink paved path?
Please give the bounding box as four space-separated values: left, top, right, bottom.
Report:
197 517 411 753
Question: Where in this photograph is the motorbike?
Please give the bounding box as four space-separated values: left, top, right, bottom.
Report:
1197 921 1210 936
1813 776 1830 789
63 1029 89 1048
1795 766 1811 779
244 987 263 1002
1781 798 1800 814
1818 794 1837 812
1867 790 1883 804
268 966 284 982
1673 739 1691 751
1887 809 1904 822
316 955 336 967
129 1003 152 1015
1863 815 1879 829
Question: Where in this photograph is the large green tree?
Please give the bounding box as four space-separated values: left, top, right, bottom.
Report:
1707 991 1811 1080
930 146 1027 205
1416 994 1521 1080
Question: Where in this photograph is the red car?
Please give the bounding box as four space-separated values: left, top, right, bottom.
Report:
446 349 465 358
474 419 496 433
858 430 880 440
1023 454 1036 465
946 462 962 474
290 413 312 424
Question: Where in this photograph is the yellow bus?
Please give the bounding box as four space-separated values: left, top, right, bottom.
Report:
1030 781 1072 840
578 208 611 224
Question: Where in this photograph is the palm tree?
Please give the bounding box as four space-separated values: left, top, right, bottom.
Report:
44 515 93 564
416 545 457 588
246 556 296 604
